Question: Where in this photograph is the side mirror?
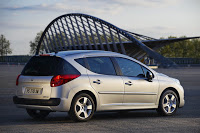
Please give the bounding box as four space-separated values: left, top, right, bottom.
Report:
146 71 153 82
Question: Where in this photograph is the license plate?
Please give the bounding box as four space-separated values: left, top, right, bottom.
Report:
25 88 42 94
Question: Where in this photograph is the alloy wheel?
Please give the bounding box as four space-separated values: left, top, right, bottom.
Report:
162 94 177 113
75 97 93 119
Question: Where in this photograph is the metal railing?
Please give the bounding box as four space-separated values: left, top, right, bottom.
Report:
0 56 199 66
0 56 31 65
168 58 200 64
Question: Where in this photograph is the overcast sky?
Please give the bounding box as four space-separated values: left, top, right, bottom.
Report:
0 0 199 55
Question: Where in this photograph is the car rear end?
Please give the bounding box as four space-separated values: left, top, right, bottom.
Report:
13 54 80 111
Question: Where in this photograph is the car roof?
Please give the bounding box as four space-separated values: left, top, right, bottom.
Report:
49 50 123 57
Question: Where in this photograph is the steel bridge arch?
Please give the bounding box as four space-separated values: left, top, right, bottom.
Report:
36 13 174 67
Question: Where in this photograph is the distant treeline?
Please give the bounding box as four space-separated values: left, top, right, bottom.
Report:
158 36 200 58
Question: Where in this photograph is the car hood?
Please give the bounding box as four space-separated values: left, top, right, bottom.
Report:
157 72 169 77
156 72 180 84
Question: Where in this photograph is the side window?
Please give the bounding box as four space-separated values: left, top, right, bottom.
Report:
115 57 144 77
87 57 116 75
75 58 86 68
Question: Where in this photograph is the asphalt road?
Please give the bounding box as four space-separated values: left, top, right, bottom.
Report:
0 65 199 133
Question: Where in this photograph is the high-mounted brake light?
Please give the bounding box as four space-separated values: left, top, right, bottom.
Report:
50 74 80 87
16 74 21 86
39 54 50 56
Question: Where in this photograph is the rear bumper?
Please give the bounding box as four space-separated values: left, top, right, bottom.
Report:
13 96 60 106
13 96 70 111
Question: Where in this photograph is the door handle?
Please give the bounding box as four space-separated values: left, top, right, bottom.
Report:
125 81 132 86
93 79 101 84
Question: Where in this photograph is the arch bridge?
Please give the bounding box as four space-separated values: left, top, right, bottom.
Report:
36 13 199 67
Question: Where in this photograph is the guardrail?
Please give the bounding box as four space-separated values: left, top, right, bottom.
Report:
0 56 31 65
0 56 199 66
168 58 200 64
0 56 31 63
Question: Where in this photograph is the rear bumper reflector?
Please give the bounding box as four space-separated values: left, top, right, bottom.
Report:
13 96 60 106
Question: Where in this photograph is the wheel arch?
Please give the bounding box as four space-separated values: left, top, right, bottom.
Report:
160 87 180 106
70 90 97 111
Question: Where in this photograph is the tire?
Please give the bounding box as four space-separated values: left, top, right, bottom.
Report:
26 109 50 119
69 93 95 122
157 90 179 116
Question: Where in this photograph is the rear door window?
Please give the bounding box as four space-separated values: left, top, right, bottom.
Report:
87 57 116 75
21 56 79 76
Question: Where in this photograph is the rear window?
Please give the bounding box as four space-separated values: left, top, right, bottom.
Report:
21 56 80 76
87 57 116 75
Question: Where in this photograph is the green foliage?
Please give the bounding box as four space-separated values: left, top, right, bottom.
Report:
158 36 200 58
0 34 12 56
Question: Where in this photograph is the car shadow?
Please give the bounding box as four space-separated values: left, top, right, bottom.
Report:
1 110 166 126
93 110 160 120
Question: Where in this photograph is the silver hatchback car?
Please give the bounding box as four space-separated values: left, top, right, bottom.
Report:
13 50 184 122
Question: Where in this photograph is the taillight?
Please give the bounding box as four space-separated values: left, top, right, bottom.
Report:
16 74 21 86
50 74 80 87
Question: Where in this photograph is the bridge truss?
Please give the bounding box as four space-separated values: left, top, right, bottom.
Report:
36 13 199 67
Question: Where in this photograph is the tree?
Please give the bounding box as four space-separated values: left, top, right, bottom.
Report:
29 31 44 55
158 36 200 58
0 34 12 56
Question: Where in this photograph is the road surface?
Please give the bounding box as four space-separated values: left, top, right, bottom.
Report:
0 65 199 132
